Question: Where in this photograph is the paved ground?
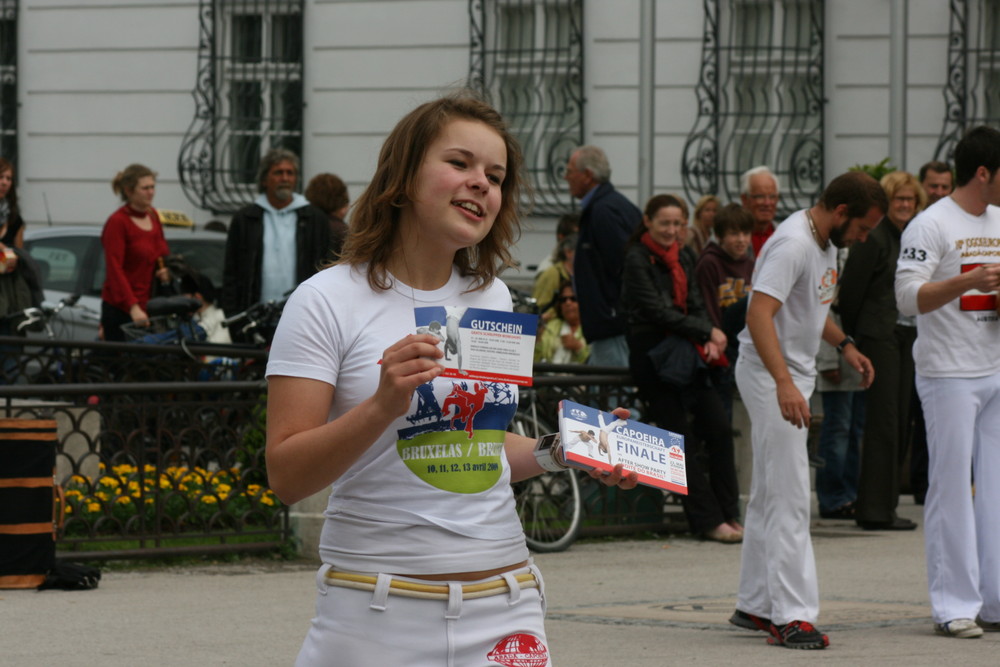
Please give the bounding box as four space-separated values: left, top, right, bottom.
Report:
3 497 998 666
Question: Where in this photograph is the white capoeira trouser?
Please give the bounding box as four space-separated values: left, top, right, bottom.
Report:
295 562 549 667
917 372 1000 625
735 355 820 624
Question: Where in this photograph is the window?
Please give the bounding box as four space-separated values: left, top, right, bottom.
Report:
935 0 1000 161
470 0 584 215
179 1 304 214
0 1 17 167
682 0 824 215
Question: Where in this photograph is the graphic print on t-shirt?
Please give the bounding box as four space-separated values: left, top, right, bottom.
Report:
960 262 999 311
396 379 517 493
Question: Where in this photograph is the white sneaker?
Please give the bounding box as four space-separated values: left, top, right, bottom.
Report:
935 618 984 638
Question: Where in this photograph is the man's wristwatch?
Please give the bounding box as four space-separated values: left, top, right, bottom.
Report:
835 335 856 354
533 433 568 472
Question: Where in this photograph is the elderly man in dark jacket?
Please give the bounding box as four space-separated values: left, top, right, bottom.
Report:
564 145 642 368
222 148 332 340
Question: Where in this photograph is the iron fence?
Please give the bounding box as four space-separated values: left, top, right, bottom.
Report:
0 347 688 561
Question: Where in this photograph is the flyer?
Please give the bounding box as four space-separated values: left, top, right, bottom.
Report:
557 399 688 494
414 306 538 386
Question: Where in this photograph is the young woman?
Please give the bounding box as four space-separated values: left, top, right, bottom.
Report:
622 194 742 543
265 94 637 666
100 164 170 341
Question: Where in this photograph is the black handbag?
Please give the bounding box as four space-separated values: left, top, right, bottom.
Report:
647 334 705 387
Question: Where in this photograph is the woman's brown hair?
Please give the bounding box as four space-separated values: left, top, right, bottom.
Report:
339 92 527 291
111 164 157 202
0 157 18 221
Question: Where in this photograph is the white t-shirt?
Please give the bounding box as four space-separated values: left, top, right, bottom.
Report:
737 209 838 381
895 196 1000 378
266 263 529 574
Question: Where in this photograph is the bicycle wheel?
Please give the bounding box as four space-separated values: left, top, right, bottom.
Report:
510 413 582 552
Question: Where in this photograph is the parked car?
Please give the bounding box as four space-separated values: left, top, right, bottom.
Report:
23 225 227 340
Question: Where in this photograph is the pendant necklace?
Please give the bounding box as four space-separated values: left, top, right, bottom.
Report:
806 208 828 250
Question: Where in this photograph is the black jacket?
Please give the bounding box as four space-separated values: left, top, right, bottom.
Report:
574 182 642 342
621 242 714 344
837 217 903 340
221 202 332 318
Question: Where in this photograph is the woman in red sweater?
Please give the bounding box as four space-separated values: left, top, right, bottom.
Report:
100 164 170 341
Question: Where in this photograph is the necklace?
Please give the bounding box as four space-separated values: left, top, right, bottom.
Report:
806 209 828 250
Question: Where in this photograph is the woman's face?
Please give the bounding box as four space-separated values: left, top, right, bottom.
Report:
887 185 917 228
697 201 718 230
644 205 686 248
403 118 506 254
557 286 579 324
127 176 156 210
0 169 12 201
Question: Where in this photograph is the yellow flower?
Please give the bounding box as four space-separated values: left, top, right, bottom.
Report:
215 483 232 495
247 484 262 497
64 505 74 514
115 496 132 505
201 496 218 505
144 497 155 505
87 502 101 513
95 491 110 501
260 495 275 507
65 489 83 499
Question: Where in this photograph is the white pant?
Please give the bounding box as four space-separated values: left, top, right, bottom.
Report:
735 356 820 625
295 563 549 667
918 373 1000 624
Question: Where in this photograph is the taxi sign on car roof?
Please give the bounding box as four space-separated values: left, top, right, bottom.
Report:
157 209 194 227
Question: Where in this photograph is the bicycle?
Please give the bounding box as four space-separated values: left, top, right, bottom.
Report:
510 387 583 553
2 294 86 383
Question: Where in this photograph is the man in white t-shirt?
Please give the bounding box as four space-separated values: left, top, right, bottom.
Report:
896 126 1000 640
729 172 885 650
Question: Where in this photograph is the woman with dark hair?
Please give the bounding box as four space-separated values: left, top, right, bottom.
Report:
0 158 24 251
100 164 170 341
622 193 742 543
304 172 350 259
265 93 637 665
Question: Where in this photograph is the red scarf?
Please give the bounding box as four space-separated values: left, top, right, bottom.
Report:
641 232 688 313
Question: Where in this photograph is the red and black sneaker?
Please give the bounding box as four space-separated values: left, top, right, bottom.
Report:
729 609 772 632
767 620 829 650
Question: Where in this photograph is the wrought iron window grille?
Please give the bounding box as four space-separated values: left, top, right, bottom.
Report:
682 0 824 217
469 0 584 216
179 0 305 215
935 0 1000 163
0 0 17 169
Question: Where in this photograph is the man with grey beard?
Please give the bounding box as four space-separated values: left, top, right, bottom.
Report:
222 148 331 338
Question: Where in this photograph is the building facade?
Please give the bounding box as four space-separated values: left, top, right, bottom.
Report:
2 1 996 280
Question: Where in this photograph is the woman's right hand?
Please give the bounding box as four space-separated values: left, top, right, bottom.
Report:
129 304 149 326
372 333 445 419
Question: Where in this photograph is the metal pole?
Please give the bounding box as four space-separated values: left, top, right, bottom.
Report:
889 0 908 169
638 0 655 206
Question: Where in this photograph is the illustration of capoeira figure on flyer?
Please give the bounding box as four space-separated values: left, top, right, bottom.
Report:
568 413 626 466
444 306 467 372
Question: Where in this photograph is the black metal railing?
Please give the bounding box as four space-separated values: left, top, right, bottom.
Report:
0 380 282 561
0 344 686 560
